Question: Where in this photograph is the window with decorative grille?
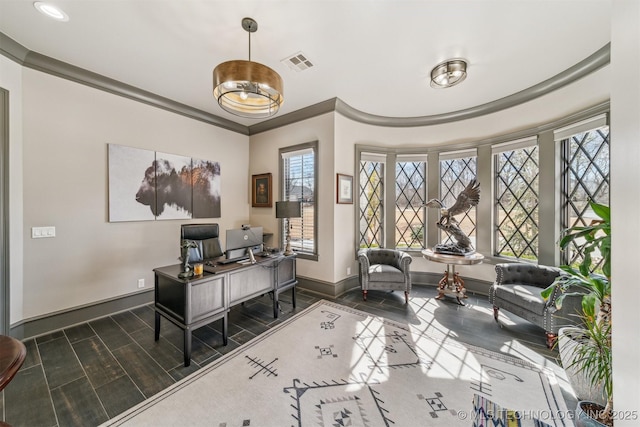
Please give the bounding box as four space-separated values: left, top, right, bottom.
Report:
395 159 426 250
358 155 385 248
559 120 610 271
280 142 317 258
494 139 539 260
439 153 477 247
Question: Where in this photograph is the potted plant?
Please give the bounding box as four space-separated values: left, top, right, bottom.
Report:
569 308 612 427
541 201 612 426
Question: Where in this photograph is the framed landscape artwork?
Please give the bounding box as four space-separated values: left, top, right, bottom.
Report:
108 144 221 222
337 173 353 204
252 173 272 207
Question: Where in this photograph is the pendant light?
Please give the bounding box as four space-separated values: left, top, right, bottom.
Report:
213 18 284 118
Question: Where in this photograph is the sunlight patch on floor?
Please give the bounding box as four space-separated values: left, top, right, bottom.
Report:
348 317 390 389
413 331 482 381
408 297 460 340
500 339 560 372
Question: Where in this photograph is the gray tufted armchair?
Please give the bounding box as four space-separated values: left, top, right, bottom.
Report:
358 248 412 303
489 263 586 348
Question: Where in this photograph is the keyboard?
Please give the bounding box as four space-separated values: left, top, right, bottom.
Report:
217 255 249 265
203 264 218 274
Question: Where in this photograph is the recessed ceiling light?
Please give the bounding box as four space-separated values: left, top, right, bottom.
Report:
33 2 69 22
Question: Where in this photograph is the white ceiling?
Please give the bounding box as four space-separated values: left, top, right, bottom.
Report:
0 0 612 127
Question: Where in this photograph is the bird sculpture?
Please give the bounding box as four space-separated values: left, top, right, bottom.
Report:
424 179 480 255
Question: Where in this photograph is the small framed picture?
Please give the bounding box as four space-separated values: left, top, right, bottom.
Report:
336 173 353 204
252 173 272 207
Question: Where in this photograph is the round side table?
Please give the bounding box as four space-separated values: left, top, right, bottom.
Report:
421 249 485 305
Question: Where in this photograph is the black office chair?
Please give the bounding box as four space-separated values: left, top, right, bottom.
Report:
180 223 224 262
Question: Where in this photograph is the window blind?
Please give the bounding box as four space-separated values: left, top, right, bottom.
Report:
491 136 538 154
396 153 428 163
282 147 316 254
439 148 477 161
554 114 608 141
360 152 387 163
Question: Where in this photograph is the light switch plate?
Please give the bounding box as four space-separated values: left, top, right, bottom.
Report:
32 226 56 238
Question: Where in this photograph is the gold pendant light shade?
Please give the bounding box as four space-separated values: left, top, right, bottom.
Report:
213 60 284 118
212 17 284 119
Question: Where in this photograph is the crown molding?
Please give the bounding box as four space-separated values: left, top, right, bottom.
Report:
1 32 610 136
332 43 610 128
0 33 29 65
246 44 610 134
248 98 337 135
0 32 248 135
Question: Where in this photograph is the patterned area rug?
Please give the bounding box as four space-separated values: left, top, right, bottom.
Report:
103 300 573 427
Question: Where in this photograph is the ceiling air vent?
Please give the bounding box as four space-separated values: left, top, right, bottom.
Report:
282 52 314 72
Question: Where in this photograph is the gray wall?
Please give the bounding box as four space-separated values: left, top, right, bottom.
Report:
15 67 249 324
611 0 640 422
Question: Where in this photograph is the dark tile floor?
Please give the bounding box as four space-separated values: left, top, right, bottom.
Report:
0 285 575 427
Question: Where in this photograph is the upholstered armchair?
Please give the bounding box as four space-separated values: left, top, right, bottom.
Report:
358 248 412 303
489 263 586 348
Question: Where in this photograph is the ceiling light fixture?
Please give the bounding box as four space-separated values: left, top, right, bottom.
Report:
213 17 284 119
33 2 69 21
430 59 467 88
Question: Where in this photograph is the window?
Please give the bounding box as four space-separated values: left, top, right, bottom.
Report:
358 153 385 248
358 151 427 251
439 151 477 247
280 141 317 259
558 117 610 270
354 104 609 262
395 157 426 249
494 139 539 260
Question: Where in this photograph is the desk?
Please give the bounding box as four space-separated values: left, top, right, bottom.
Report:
422 249 484 305
154 253 296 366
0 335 26 392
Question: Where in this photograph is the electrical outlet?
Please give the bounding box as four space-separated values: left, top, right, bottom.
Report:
347 267 351 275
137 279 145 289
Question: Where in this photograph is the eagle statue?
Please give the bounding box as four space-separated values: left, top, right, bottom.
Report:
424 179 480 255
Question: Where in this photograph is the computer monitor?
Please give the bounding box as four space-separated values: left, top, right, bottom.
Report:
225 227 263 260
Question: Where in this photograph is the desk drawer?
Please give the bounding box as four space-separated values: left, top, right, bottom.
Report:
189 276 225 323
228 264 273 304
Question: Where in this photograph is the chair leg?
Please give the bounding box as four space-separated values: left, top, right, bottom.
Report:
493 306 499 322
362 290 367 301
404 291 409 304
545 332 558 349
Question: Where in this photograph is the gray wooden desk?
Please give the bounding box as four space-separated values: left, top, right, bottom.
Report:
154 254 296 366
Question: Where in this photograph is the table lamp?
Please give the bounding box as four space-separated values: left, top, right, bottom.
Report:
275 201 302 256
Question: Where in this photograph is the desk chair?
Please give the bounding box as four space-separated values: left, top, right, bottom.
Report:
181 223 224 262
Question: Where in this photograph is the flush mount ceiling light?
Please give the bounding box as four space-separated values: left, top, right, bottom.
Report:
33 2 69 21
213 17 284 119
430 59 467 88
